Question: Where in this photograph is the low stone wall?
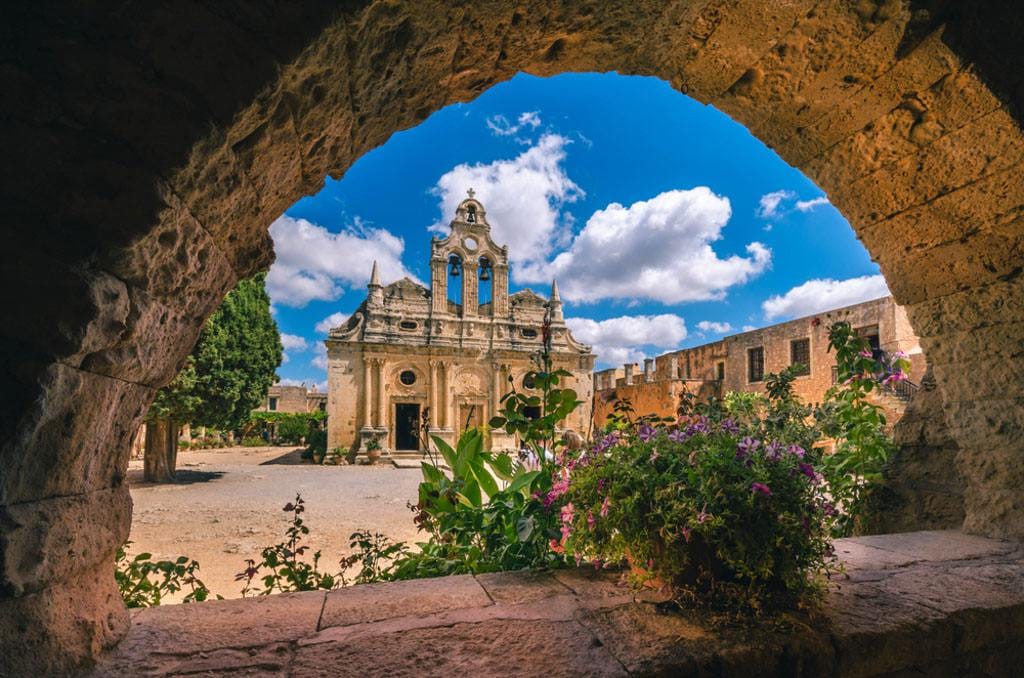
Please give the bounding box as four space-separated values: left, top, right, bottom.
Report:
91 530 1023 677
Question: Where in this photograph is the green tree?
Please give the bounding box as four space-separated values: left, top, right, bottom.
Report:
145 274 283 482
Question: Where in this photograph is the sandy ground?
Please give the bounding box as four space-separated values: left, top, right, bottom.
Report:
126 447 424 601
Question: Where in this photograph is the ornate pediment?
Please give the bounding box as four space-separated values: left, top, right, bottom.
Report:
509 288 548 306
385 277 429 299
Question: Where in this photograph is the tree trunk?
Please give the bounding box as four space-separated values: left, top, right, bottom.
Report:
144 417 178 483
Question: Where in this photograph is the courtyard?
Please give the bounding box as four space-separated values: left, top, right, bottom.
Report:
127 448 424 601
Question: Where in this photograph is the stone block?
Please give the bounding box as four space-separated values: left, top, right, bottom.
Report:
1 485 131 596
0 558 129 677
0 363 151 505
111 591 326 657
319 574 490 629
474 569 573 605
292 618 626 677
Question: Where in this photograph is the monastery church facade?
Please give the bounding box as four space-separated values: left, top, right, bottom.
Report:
325 192 595 458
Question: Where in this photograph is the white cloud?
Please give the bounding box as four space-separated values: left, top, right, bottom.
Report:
756 190 831 219
311 343 328 371
566 314 687 368
280 333 309 352
539 188 771 304
431 134 583 276
267 215 418 307
795 196 830 212
742 325 757 332
486 110 542 137
755 190 795 219
315 312 349 335
762 274 890 320
696 321 732 334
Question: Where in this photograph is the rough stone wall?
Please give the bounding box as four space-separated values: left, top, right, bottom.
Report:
866 368 966 533
3 1 1024 672
593 297 923 424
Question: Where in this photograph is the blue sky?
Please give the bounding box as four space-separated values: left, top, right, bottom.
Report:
269 73 888 386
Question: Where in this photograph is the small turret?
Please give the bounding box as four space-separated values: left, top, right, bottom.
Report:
549 279 564 322
368 260 383 306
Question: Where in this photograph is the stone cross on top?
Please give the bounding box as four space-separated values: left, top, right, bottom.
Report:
467 187 475 199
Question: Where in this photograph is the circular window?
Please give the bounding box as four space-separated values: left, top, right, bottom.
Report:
463 236 478 251
399 370 417 386
523 374 536 390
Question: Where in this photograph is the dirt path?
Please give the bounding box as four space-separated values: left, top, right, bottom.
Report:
127 447 424 601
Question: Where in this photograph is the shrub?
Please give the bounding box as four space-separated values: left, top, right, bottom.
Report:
562 409 835 612
236 495 342 595
115 543 217 607
241 436 265 447
306 429 327 456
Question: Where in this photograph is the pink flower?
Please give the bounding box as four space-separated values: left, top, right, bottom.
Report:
681 525 692 543
600 495 610 518
587 510 596 531
696 505 711 524
751 482 772 497
560 502 575 524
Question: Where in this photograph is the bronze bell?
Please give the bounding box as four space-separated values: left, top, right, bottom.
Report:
448 256 462 277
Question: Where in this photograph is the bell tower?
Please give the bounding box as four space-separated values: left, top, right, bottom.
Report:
430 189 509 318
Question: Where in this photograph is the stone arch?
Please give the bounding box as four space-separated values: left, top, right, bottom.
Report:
4 2 1024 673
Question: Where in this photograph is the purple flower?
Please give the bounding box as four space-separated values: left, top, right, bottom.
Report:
593 432 620 454
667 428 689 443
751 482 772 497
765 440 784 461
798 462 817 480
859 349 874 359
720 418 740 435
736 437 760 459
638 424 657 442
822 502 836 517
787 444 806 459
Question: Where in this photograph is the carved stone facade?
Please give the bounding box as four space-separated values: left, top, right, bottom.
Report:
326 194 594 458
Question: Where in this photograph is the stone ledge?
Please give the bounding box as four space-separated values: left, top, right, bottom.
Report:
91 530 1024 677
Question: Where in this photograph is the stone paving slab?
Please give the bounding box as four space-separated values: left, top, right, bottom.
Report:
318 573 489 629
91 530 1024 677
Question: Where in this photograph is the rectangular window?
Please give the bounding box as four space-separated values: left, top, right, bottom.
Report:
790 338 811 376
748 347 765 383
716 361 725 381
268 397 278 411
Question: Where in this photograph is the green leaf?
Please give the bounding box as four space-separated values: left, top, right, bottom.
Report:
420 462 446 485
506 470 541 496
431 435 458 470
516 516 535 541
489 453 516 482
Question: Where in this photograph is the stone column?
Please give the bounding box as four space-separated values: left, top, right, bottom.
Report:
643 358 654 382
441 360 454 429
375 358 386 430
624 363 635 386
428 360 438 428
462 261 478 317
362 356 373 428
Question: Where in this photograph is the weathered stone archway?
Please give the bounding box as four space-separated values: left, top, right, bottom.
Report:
3 1 1023 673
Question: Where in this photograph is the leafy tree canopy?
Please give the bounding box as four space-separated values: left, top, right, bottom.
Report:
149 273 282 429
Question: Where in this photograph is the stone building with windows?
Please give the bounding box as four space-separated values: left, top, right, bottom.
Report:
593 296 926 428
325 192 595 459
256 384 328 414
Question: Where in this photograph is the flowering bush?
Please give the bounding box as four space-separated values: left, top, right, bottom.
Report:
560 409 836 611
816 322 910 536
